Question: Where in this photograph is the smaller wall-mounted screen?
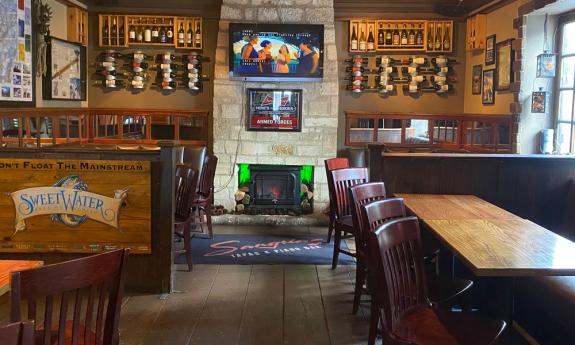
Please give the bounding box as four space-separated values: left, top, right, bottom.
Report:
229 23 324 82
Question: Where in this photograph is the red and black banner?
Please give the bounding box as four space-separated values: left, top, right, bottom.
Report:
247 89 302 132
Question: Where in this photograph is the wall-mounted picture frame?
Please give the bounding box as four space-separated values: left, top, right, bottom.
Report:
531 91 547 113
485 34 496 66
0 0 35 107
536 53 557 78
246 89 302 132
472 64 482 95
482 69 495 105
495 39 514 91
42 36 87 101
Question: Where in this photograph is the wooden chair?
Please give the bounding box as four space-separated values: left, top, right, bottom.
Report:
349 182 387 314
366 217 506 345
0 321 34 345
191 155 218 239
10 249 129 345
364 199 473 309
324 158 350 243
330 167 368 269
174 164 198 271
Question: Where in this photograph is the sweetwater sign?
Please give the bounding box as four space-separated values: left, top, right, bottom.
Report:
0 159 151 254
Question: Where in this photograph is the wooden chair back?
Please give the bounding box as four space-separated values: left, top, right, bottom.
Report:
10 249 129 345
367 217 428 336
0 321 34 345
175 164 198 220
331 168 369 219
349 182 387 251
324 158 350 208
198 155 218 198
362 198 406 232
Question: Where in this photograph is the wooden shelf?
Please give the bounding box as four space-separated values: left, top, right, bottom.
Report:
67 6 88 45
348 19 453 53
466 14 486 51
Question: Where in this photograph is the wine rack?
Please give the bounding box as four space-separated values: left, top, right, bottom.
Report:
67 6 88 45
98 14 203 49
348 19 453 53
466 14 486 51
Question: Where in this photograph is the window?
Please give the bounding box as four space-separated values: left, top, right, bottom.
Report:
556 18 575 154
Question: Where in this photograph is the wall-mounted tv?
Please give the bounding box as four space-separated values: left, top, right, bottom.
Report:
229 23 324 82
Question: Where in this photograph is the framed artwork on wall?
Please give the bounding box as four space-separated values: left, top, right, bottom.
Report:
531 91 547 113
43 37 87 101
485 34 496 65
536 53 557 78
0 0 35 107
495 39 514 91
472 65 482 95
246 89 302 132
482 69 495 105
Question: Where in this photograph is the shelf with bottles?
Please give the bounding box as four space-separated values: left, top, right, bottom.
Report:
466 14 486 51
175 17 203 50
67 6 88 46
374 20 426 51
99 15 128 48
425 21 453 53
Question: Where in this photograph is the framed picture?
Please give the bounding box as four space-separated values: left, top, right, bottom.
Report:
0 0 35 107
531 91 547 113
43 37 87 101
485 34 496 65
495 39 514 91
246 89 302 132
472 65 482 95
482 69 495 105
537 53 557 78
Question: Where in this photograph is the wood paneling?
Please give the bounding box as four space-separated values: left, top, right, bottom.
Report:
0 260 42 296
335 0 495 16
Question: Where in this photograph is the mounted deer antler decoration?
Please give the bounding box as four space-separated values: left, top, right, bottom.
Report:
35 0 52 77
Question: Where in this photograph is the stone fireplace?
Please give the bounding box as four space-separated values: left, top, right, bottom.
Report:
212 0 339 215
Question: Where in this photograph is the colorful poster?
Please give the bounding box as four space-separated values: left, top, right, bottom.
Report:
45 37 85 100
247 89 302 132
0 0 33 105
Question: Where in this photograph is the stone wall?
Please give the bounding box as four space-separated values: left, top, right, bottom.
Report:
212 0 339 213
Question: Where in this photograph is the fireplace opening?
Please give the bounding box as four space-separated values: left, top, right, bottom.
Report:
235 164 314 215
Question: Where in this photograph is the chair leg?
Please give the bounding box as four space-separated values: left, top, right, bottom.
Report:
368 301 379 345
353 261 366 314
332 229 341 270
205 204 213 239
183 224 193 272
327 213 334 243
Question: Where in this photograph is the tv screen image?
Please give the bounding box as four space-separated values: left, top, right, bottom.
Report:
229 23 324 82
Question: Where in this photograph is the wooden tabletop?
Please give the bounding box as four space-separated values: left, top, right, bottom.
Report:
396 194 519 221
398 194 575 277
0 260 43 296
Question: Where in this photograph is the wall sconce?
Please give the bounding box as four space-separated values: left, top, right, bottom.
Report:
537 53 556 78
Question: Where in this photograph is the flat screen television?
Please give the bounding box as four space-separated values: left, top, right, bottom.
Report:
228 23 324 82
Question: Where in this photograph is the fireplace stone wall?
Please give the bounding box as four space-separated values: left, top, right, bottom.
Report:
212 0 339 214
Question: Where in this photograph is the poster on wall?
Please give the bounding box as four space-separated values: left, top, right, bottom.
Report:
246 89 302 132
43 37 86 101
0 159 152 254
0 0 34 106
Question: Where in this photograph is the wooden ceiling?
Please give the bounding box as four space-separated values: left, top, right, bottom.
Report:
80 0 497 18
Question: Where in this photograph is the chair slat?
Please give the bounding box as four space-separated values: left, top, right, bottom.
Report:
43 295 53 345
71 288 82 345
85 285 96 344
58 291 69 345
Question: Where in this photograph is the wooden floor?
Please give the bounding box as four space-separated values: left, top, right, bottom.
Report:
119 225 372 345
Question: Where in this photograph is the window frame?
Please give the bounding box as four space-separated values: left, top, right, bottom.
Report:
555 12 575 154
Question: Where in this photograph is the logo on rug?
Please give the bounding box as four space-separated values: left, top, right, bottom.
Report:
205 238 324 258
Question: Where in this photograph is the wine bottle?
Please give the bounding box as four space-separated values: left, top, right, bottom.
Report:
166 20 174 44
159 81 177 88
431 56 456 65
157 71 177 80
157 53 177 62
427 23 434 51
376 75 393 85
131 80 145 88
97 61 115 69
133 52 153 61
187 81 200 90
407 83 419 93
152 19 159 43
178 23 185 46
97 69 117 77
187 64 201 72
379 66 397 74
409 56 427 65
159 63 178 70
195 22 201 48
132 74 145 81
346 66 365 72
385 24 392 46
129 23 136 43
111 17 117 46
183 54 200 63
187 23 193 46
137 21 144 43
379 84 394 93
408 24 416 46
144 22 152 43
103 79 125 88
102 18 109 45
392 25 400 46
416 24 423 46
434 66 451 74
435 24 442 50
443 23 451 51
430 75 447 83
119 20 125 46
159 24 167 44
367 26 375 51
405 66 418 75
377 56 397 66
401 24 408 45
359 27 366 51
377 24 384 47
345 56 367 64
351 25 358 50
408 75 426 83
435 83 453 93
130 62 149 69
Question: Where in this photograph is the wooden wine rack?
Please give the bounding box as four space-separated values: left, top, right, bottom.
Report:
67 6 88 45
348 19 453 53
98 14 203 49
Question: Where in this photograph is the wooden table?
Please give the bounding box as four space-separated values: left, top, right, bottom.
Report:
0 260 43 296
397 194 575 277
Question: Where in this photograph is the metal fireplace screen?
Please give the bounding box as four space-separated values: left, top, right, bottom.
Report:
250 166 300 209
